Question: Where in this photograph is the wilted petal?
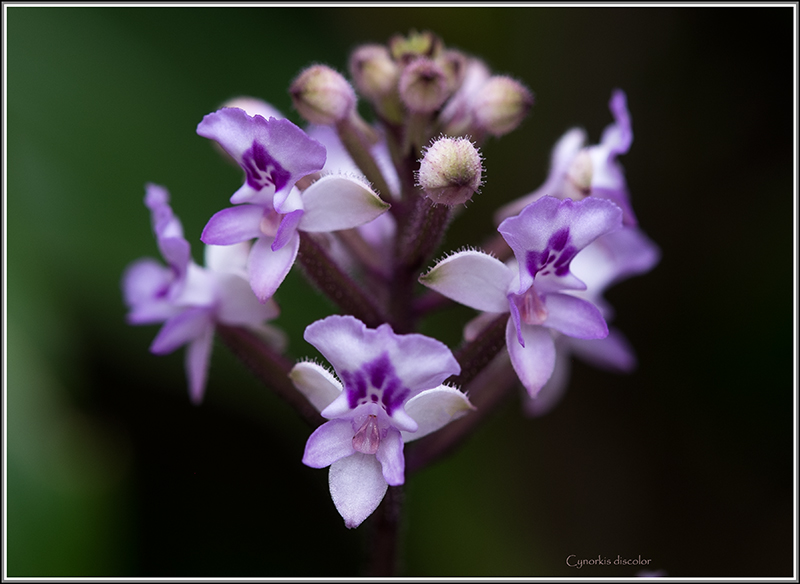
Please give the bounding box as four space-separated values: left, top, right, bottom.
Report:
401 385 475 442
329 453 388 529
247 232 299 302
299 175 390 233
290 361 343 412
201 205 265 246
303 419 356 468
506 319 556 398
150 307 213 355
419 250 512 313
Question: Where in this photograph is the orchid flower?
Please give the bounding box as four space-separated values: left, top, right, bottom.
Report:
290 315 473 528
524 226 660 416
123 183 285 404
198 108 391 302
495 89 636 226
420 196 622 398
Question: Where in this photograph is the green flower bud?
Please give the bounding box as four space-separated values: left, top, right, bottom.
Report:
290 64 356 125
416 136 484 206
472 76 534 137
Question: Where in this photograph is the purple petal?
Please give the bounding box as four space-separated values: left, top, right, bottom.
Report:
302 419 356 468
542 293 608 339
214 272 279 326
186 322 214 405
150 307 213 355
602 89 632 157
247 232 299 302
375 428 405 486
329 453 388 529
197 108 326 208
304 315 460 399
570 327 637 373
498 196 623 294
271 209 303 251
523 338 572 417
201 205 265 246
505 319 557 398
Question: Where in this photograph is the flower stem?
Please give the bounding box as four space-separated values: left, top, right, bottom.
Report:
297 231 389 328
216 325 324 428
364 485 404 577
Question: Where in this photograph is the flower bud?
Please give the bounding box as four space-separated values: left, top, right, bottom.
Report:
472 76 534 137
438 49 468 94
416 136 483 206
348 44 399 100
389 30 442 65
398 58 450 114
290 64 356 125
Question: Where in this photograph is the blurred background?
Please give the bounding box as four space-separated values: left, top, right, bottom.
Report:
6 5 794 578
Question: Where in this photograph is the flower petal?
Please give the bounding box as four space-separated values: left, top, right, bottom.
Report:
506 319 556 398
304 315 460 397
186 322 215 405
150 307 213 355
214 272 279 325
375 428 405 486
247 232 299 302
401 385 475 442
543 293 608 339
523 337 572 417
290 361 343 413
272 209 304 251
201 205 265 246
122 258 178 324
302 419 356 468
419 250 513 313
329 453 388 529
298 175 390 233
570 327 637 373
204 241 251 277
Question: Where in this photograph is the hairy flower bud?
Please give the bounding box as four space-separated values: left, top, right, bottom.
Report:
349 44 399 100
438 49 468 94
398 58 450 114
566 149 594 198
389 30 442 65
472 76 534 137
417 136 483 206
290 64 356 125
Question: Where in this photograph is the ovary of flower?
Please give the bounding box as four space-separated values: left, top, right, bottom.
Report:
495 89 636 226
290 315 474 529
197 108 390 303
419 196 623 398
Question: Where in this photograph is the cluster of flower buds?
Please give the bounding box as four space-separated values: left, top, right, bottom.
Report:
123 30 658 532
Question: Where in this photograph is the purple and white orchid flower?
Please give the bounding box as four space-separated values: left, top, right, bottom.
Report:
524 226 660 416
420 195 623 398
495 89 636 226
290 315 473 528
123 183 285 404
198 108 391 302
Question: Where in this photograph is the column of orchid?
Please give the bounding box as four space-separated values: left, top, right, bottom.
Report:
122 29 658 563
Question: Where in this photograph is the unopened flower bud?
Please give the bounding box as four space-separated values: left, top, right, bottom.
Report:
290 64 356 125
398 58 450 114
438 49 468 94
417 136 483 206
472 76 534 137
349 44 399 100
389 30 442 65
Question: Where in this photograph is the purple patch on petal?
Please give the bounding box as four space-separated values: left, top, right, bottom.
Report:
526 228 578 280
242 140 291 193
342 353 410 416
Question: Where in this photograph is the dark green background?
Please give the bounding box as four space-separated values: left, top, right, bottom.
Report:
6 5 794 577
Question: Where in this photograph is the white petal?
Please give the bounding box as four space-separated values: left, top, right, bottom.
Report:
289 361 343 413
401 385 475 442
329 453 388 529
299 174 390 233
419 250 512 313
